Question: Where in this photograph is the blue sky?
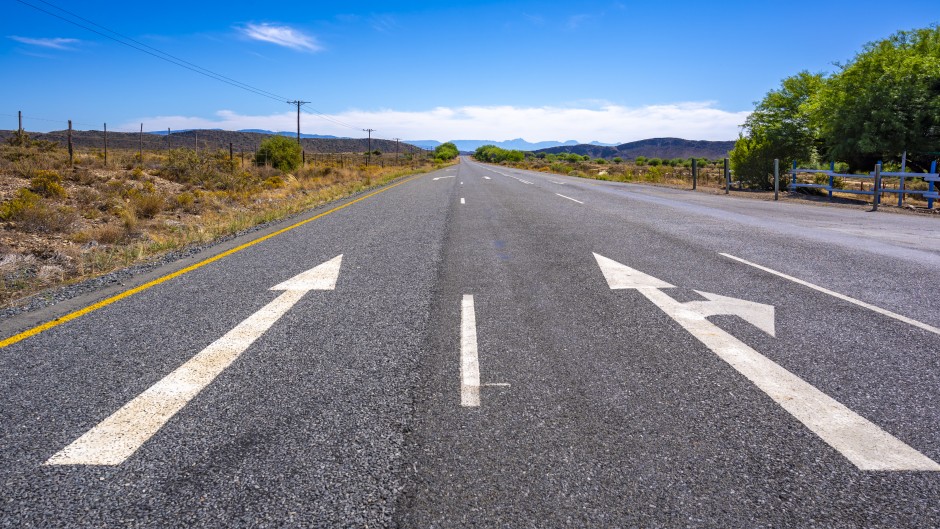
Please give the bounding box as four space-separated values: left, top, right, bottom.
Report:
2 0 937 142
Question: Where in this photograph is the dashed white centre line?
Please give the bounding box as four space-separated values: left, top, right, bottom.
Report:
460 197 465 205
555 193 584 204
720 253 940 336
460 295 481 407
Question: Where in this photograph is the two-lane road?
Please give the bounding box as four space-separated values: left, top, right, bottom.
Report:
2 158 939 527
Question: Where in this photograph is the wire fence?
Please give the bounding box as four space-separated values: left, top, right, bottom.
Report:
0 111 432 169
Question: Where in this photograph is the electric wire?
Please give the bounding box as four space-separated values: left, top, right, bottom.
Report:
14 0 366 132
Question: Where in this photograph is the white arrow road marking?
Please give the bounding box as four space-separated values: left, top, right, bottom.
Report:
483 176 491 180
45 255 344 466
720 253 940 337
433 176 456 181
594 253 940 471
555 193 584 204
460 198 465 205
461 295 481 407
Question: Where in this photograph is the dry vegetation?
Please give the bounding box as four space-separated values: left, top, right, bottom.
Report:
0 131 447 307
494 155 733 189
489 155 937 208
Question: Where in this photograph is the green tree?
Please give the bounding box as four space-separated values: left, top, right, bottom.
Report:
731 71 825 188
254 135 302 172
812 25 940 170
434 142 459 161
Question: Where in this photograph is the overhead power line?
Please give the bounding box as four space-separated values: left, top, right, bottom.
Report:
15 0 288 103
14 0 367 133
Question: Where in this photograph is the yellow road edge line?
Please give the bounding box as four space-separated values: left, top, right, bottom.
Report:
0 174 423 349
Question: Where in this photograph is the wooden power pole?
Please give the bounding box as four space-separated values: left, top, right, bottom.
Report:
363 128 375 165
287 100 309 144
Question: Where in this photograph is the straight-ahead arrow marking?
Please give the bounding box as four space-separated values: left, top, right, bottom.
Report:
594 253 940 471
45 255 343 466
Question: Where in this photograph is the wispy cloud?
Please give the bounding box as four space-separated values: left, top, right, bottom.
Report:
566 14 592 29
125 103 748 143
523 13 545 26
239 23 322 52
369 14 399 33
8 36 80 50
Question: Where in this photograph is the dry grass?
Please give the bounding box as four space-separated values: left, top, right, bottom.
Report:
0 135 449 307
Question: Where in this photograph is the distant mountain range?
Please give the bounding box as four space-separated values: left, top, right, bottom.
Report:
148 129 347 140
2 128 733 159
535 137 735 160
407 138 620 152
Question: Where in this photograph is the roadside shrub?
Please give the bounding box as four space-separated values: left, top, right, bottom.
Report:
131 193 164 219
1 189 77 232
594 158 608 164
263 175 286 189
255 136 301 172
0 189 41 220
635 156 648 166
648 158 662 166
30 170 66 198
613 157 623 164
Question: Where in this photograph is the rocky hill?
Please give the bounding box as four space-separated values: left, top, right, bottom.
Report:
0 129 423 155
535 137 735 160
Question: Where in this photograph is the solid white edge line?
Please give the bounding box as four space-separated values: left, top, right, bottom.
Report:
720 253 940 336
556 193 584 204
460 295 481 407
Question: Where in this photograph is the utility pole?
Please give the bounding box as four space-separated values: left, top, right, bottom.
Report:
393 138 401 164
138 123 143 164
18 110 22 133
287 100 309 144
363 128 375 165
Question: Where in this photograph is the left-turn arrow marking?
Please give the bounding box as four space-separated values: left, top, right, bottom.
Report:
45 255 343 466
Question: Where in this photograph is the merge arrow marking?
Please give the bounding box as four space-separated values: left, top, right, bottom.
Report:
594 253 940 471
45 255 343 466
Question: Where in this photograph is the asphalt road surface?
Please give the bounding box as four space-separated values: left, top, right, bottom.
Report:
2 158 940 527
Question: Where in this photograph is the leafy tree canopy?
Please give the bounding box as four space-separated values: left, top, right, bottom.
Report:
434 142 459 161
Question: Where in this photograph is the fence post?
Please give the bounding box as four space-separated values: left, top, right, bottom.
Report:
828 161 835 200
873 163 881 211
67 120 73 168
898 170 905 208
774 158 779 201
724 158 730 194
691 158 697 190
18 110 22 133
791 160 797 189
928 160 937 210
103 123 108 167
138 123 143 165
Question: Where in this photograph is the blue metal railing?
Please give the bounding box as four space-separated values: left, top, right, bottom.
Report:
789 160 939 209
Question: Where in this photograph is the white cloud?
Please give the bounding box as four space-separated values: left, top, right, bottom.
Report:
124 103 749 143
8 36 80 50
239 23 322 52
